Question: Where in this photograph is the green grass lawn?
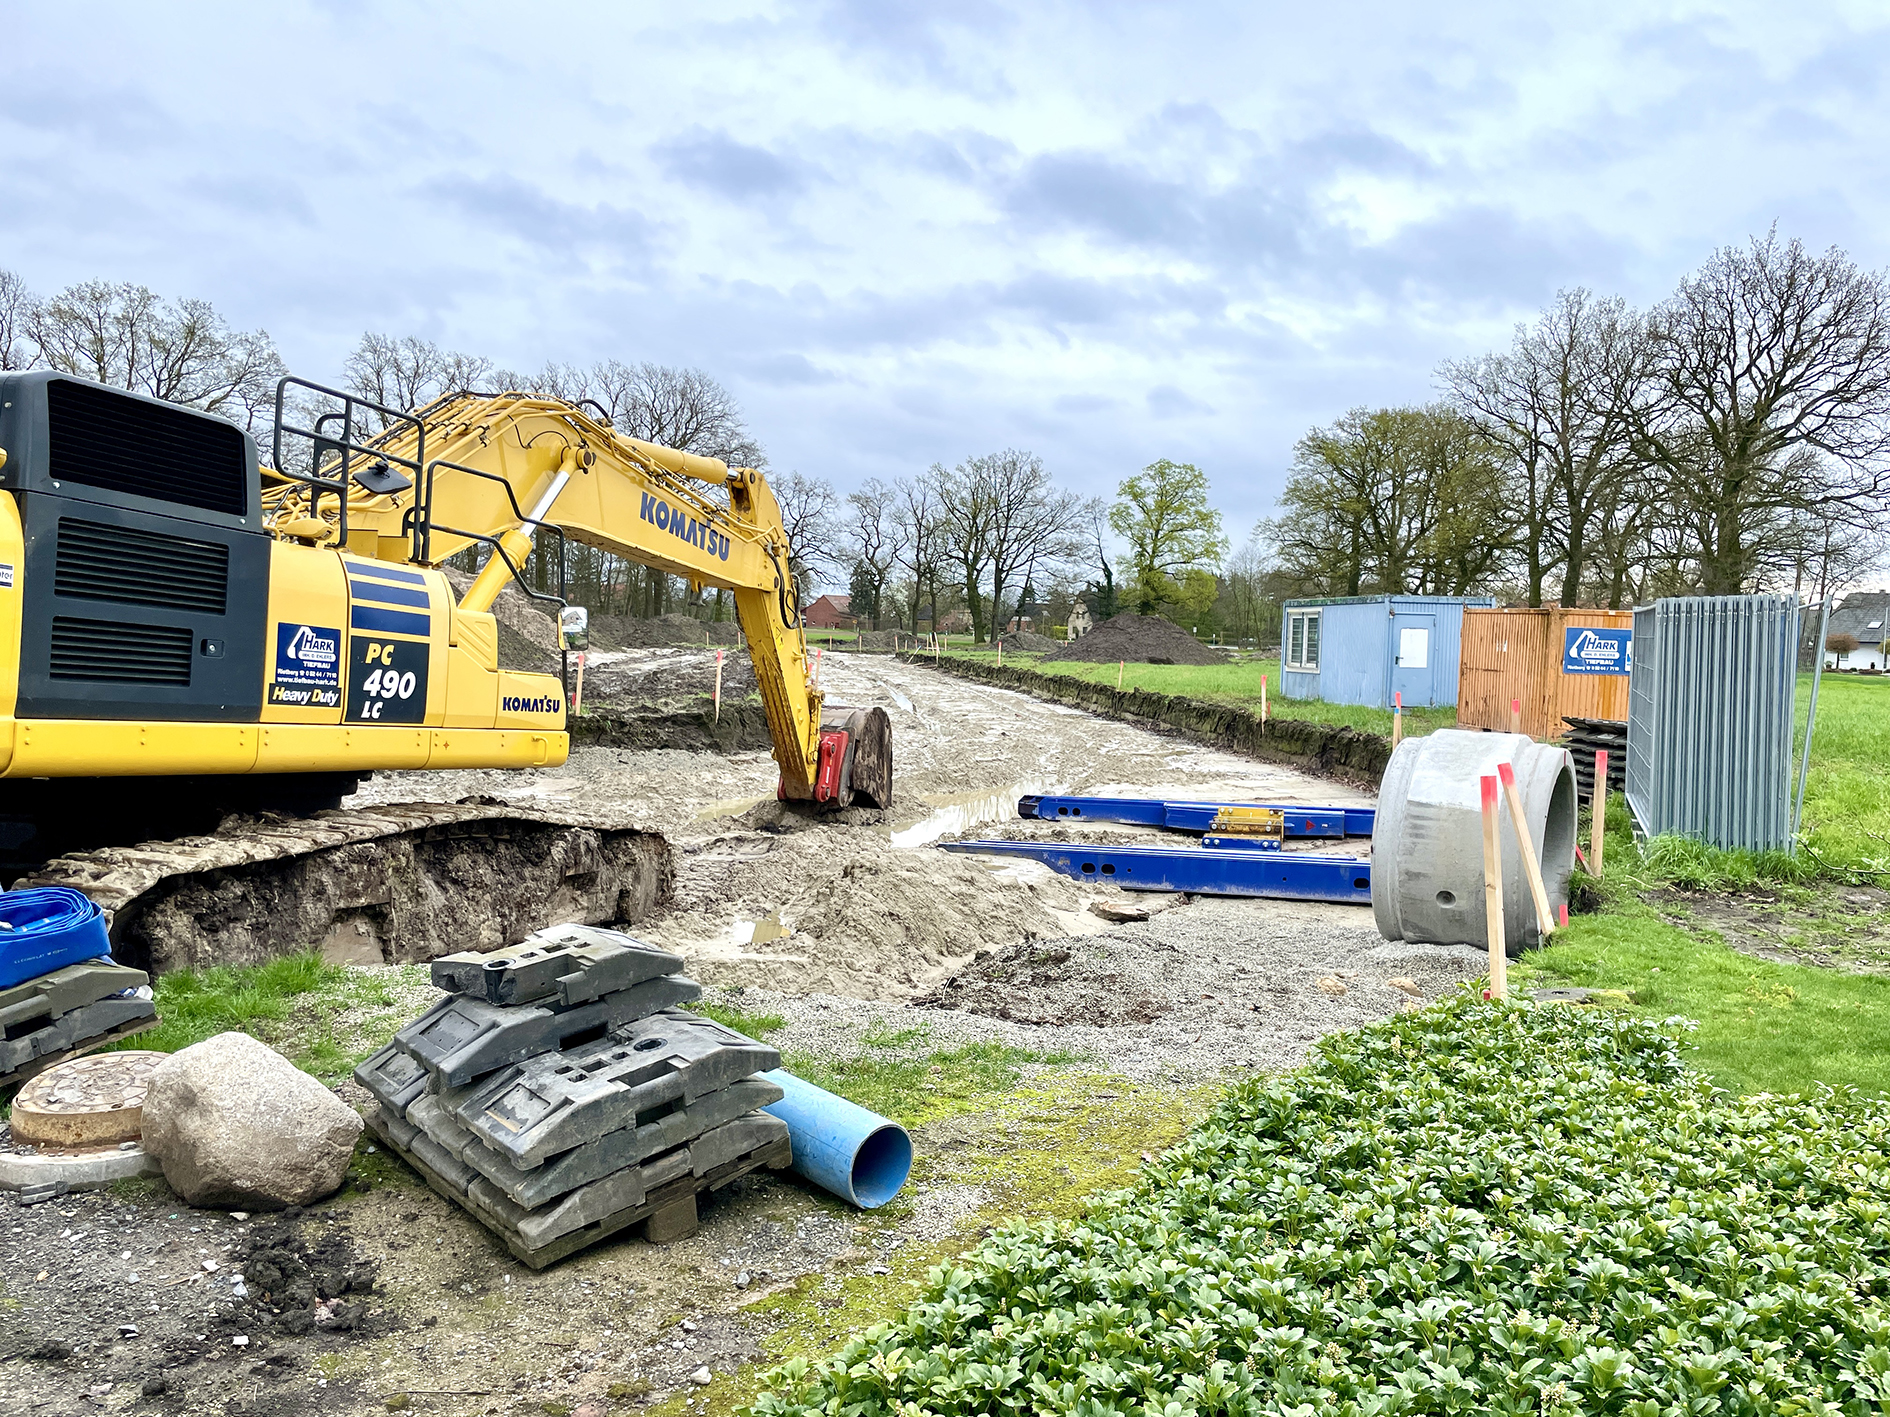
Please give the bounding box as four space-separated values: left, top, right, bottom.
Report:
1514 898 1890 1096
1794 671 1890 876
943 649 1457 737
1519 783 1890 1097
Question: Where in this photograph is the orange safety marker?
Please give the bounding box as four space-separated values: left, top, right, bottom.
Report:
1497 761 1555 941
1117 659 1124 690
713 648 725 722
1590 750 1608 880
572 652 586 716
1392 691 1403 749
1480 773 1508 999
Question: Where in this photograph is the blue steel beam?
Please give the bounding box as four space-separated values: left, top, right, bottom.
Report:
1017 794 1375 838
940 840 1372 904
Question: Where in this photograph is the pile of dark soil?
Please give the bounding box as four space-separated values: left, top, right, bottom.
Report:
992 630 1062 653
589 614 744 650
914 935 1173 1026
1043 612 1221 665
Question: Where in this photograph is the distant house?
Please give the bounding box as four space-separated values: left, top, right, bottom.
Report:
804 593 854 630
1825 590 1888 670
1006 601 1048 633
1067 601 1094 640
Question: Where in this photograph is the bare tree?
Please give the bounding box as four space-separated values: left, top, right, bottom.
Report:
769 468 840 601
0 269 35 371
937 450 1087 642
1443 290 1653 605
343 333 496 425
1635 230 1890 594
839 479 901 627
890 473 950 634
29 280 286 429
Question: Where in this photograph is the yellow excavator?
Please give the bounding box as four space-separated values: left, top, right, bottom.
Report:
0 371 890 971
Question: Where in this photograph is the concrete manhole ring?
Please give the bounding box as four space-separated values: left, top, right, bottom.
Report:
11 1050 168 1149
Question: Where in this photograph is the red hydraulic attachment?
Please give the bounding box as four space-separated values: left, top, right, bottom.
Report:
778 729 851 802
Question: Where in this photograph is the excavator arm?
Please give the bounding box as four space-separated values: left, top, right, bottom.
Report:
263 383 889 807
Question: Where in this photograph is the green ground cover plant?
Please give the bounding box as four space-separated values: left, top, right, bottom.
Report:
749 997 1890 1417
1514 898 1890 1096
1523 792 1890 1095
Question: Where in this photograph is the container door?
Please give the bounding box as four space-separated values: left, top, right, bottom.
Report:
1391 613 1436 706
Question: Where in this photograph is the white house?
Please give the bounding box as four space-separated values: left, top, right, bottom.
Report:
1825 590 1888 671
1067 600 1094 640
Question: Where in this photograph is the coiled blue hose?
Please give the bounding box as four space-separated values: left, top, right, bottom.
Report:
0 886 112 989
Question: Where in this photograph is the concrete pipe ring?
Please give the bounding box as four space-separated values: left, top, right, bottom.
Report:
1372 728 1578 955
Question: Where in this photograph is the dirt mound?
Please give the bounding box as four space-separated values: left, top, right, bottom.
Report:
992 630 1062 653
581 645 757 709
914 935 1171 1025
443 568 562 672
589 614 744 649
1043 612 1221 665
653 825 1097 1000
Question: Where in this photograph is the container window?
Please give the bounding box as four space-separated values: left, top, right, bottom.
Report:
1286 609 1320 670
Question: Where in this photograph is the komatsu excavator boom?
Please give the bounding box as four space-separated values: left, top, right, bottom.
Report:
260 374 890 807
0 371 889 970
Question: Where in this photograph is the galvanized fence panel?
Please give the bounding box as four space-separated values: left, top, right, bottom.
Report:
1625 594 1801 852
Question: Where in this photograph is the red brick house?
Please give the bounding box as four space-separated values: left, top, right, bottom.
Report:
804 593 854 629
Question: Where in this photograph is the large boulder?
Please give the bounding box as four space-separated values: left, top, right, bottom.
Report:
141 1032 362 1209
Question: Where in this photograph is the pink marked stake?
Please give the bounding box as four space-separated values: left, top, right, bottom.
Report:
1497 760 1556 940
713 648 725 722
1590 750 1609 879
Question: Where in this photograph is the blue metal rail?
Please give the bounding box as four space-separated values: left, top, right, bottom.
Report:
1018 794 1375 838
940 840 1372 904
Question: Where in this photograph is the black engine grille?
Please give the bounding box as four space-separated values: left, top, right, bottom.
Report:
46 379 249 517
48 617 194 685
54 517 230 613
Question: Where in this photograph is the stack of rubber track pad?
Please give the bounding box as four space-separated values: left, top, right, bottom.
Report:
356 924 791 1267
0 960 157 1090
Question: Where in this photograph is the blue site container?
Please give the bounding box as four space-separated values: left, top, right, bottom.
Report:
1280 595 1493 709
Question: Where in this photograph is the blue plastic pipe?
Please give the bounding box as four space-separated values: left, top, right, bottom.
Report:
761 1068 912 1208
0 887 112 989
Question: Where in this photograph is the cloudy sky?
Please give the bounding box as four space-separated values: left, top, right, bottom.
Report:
4 2 1888 540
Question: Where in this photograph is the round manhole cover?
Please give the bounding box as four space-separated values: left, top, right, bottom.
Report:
11 1051 168 1149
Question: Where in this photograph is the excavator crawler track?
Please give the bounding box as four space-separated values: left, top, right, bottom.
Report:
19 802 673 978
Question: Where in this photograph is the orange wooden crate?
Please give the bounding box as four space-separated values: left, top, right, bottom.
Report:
1457 607 1633 740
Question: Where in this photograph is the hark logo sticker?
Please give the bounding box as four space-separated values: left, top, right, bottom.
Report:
273 623 341 689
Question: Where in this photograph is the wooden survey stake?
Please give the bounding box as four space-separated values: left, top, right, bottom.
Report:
1497 760 1555 941
713 648 725 722
1480 773 1508 999
1392 691 1403 749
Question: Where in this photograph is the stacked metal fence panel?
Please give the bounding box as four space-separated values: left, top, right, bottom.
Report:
1625 594 1800 851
